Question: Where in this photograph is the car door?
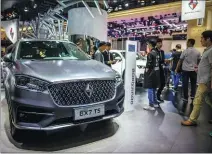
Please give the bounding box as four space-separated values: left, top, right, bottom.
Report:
111 52 123 76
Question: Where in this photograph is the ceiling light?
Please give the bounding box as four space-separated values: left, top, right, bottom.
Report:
33 4 37 8
24 7 29 12
107 8 113 13
118 5 122 10
125 3 129 7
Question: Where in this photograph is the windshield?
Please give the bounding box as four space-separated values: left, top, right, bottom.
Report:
120 52 147 60
17 41 89 60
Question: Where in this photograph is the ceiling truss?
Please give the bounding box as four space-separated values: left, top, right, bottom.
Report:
20 0 109 39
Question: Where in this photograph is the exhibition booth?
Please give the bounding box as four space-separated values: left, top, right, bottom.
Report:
1 0 211 117
1 0 212 152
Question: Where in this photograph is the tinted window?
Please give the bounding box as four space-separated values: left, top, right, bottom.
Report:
121 52 146 60
17 41 89 60
111 52 122 59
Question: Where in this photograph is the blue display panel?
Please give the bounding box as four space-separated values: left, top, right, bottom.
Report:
128 44 135 52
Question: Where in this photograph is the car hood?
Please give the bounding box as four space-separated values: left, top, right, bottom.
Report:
136 60 146 66
15 60 116 82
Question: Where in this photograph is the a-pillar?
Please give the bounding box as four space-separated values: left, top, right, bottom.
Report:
68 7 108 42
187 4 212 53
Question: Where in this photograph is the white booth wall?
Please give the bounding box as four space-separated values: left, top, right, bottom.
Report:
162 40 187 52
111 39 187 52
68 7 107 41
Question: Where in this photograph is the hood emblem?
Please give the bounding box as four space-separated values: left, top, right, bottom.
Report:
85 83 93 98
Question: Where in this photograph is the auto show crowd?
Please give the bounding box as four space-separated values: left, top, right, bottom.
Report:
2 30 211 138
78 30 212 137
142 30 212 137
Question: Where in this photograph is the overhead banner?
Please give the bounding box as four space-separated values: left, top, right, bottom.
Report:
181 0 206 21
1 19 18 43
124 40 137 112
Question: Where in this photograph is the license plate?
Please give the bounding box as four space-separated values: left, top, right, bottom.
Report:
74 104 105 120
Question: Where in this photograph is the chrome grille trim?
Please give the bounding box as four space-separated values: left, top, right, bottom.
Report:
48 79 116 107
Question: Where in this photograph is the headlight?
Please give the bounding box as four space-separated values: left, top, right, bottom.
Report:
15 75 50 92
115 72 122 85
137 65 145 69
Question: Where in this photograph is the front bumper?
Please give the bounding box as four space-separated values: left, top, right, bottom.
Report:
13 108 124 131
10 83 125 131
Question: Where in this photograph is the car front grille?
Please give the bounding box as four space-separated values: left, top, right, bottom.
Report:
48 80 116 106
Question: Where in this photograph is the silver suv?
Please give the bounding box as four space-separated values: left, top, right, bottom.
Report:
3 39 124 140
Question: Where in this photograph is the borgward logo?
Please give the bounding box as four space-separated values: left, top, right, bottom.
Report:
189 0 198 10
10 28 14 39
85 84 93 98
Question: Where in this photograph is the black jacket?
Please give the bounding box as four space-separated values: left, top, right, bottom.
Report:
103 50 114 67
143 48 160 89
156 48 165 85
171 50 182 71
156 48 165 69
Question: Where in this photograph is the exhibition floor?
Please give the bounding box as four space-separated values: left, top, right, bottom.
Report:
1 86 212 153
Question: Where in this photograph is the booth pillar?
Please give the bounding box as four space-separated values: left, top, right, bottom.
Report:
124 40 137 112
68 7 107 41
187 5 212 53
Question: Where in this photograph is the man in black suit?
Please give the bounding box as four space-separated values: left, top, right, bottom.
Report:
103 42 116 67
156 38 165 102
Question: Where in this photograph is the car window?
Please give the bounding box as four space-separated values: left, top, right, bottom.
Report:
17 41 89 60
121 52 146 60
111 52 122 60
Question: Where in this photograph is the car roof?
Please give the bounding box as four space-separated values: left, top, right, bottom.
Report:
110 50 125 53
19 39 75 45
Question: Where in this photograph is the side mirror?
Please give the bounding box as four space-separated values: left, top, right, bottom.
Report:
115 57 122 61
3 53 13 62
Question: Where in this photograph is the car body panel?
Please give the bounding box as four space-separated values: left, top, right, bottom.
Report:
15 60 115 82
4 39 125 131
110 50 146 83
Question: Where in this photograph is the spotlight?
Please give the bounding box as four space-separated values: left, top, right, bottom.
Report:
24 7 29 12
125 3 129 7
33 4 37 8
118 5 122 10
